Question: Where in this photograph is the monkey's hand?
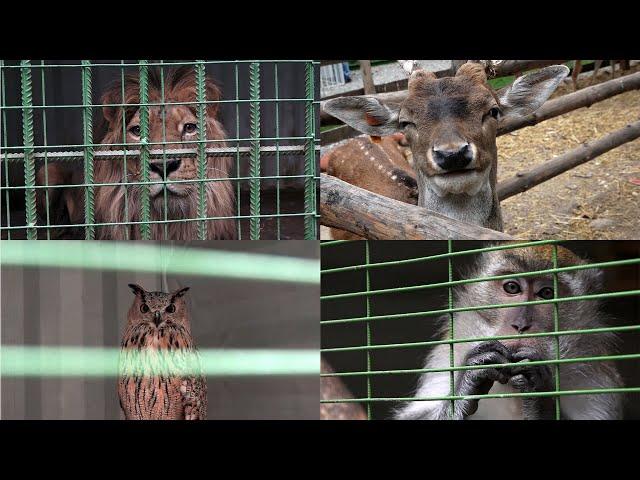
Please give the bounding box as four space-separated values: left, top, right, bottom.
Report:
508 346 555 420
180 376 207 420
449 341 514 419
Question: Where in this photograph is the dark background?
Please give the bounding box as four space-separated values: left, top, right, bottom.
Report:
321 241 640 419
1 60 319 239
2 240 320 419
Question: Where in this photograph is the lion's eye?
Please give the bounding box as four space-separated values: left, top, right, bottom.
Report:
183 123 197 134
140 304 149 313
165 304 176 313
129 125 141 137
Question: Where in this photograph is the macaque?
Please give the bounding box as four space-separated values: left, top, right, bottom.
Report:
394 244 623 420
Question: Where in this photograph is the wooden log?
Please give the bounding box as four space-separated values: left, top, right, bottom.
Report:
492 60 568 77
499 71 640 135
321 173 513 240
497 120 640 200
359 60 376 95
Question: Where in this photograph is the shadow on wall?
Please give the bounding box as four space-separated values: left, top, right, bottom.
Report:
1 240 320 419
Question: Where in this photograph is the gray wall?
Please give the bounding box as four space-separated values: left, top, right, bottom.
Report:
1 240 319 419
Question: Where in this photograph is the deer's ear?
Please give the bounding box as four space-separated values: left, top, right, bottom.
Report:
497 65 569 120
323 96 401 136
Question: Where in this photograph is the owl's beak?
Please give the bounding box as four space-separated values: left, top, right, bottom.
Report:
153 311 162 326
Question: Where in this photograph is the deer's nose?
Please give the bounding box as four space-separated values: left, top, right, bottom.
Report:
149 159 181 178
432 143 473 171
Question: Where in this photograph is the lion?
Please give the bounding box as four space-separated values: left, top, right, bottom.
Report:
37 66 236 239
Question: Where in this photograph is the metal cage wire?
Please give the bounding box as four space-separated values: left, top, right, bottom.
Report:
0 60 320 240
320 240 640 420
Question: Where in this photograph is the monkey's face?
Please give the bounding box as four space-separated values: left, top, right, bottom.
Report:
479 277 556 348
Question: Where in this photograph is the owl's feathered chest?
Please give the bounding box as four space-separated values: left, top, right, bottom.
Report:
118 324 201 420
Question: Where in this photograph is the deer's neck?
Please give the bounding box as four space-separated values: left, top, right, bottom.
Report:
416 170 502 231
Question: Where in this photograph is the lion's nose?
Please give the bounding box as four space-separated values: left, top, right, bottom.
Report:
149 159 181 178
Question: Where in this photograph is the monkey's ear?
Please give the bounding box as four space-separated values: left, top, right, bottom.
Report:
128 283 146 297
171 286 190 298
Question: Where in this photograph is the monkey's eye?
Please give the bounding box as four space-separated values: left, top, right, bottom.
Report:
129 125 141 137
503 281 522 295
538 287 554 300
183 123 197 135
165 304 176 313
140 304 149 313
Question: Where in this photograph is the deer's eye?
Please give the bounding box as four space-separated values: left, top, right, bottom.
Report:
183 123 197 135
399 120 415 130
488 107 501 120
140 304 149 313
129 125 141 137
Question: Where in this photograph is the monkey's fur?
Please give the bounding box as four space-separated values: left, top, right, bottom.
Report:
394 245 623 420
118 284 207 420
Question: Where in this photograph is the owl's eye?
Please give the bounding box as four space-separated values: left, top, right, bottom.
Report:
140 304 149 313
165 304 176 313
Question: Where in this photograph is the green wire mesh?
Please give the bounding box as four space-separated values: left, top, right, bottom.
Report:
1 60 320 240
320 240 640 419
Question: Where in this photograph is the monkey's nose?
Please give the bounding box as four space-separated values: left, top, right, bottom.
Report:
511 322 531 333
153 311 162 326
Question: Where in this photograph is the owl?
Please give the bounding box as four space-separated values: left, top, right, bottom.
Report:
118 283 207 420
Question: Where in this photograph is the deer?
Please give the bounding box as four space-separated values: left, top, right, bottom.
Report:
323 60 570 233
571 60 631 90
321 133 417 240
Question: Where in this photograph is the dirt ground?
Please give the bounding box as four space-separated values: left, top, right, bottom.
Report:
499 64 640 239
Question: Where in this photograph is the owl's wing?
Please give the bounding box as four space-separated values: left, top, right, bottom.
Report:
179 348 208 420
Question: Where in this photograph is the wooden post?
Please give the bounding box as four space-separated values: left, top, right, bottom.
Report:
359 60 376 95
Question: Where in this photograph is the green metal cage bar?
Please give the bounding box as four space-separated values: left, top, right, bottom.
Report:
1 60 320 240
321 240 640 418
20 60 36 240
0 240 319 284
249 61 261 239
81 60 95 239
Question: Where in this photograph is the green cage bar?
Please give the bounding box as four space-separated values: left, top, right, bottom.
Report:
20 60 36 239
81 60 95 239
249 61 261 240
321 240 640 419
304 61 316 239
138 60 151 240
195 60 207 239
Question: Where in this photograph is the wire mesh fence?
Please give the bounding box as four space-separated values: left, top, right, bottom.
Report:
0 60 319 240
320 240 640 419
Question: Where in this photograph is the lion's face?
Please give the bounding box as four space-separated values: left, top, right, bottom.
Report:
125 105 204 198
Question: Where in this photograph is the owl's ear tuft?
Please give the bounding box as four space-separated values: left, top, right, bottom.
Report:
171 286 190 298
128 283 146 297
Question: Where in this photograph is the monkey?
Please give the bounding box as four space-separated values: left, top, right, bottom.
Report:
394 244 623 420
